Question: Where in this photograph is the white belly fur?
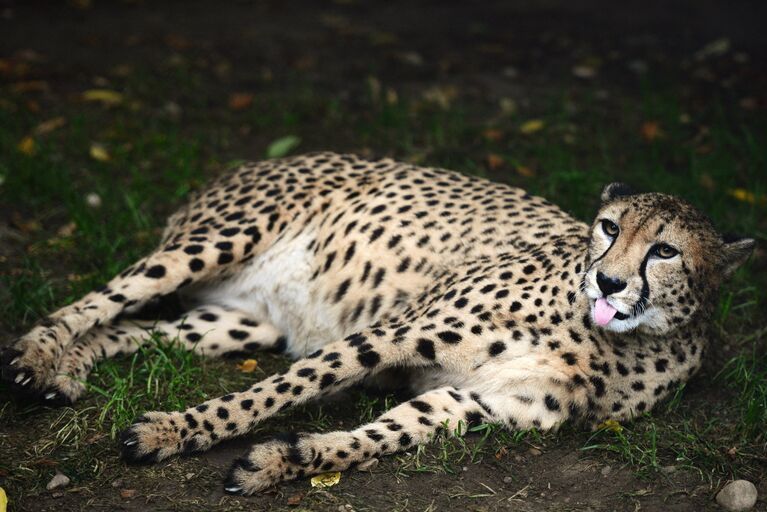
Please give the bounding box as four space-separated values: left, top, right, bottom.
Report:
192 230 342 359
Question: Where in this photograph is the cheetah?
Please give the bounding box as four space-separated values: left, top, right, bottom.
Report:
0 152 754 495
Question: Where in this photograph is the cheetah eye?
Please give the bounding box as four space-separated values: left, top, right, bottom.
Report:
652 243 679 259
601 220 620 237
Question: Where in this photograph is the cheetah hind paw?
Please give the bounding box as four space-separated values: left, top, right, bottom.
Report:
224 436 315 495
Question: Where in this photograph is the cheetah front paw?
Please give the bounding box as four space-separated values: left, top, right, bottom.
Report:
224 434 316 495
119 411 209 464
0 335 58 397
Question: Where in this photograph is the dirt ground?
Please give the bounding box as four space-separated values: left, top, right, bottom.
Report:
1 1 766 511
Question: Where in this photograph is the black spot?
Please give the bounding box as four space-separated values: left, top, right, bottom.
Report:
109 294 126 303
398 433 412 446
217 407 229 419
200 313 218 322
365 429 384 441
145 265 166 279
189 258 205 272
184 413 198 429
220 227 240 237
228 329 249 340
437 331 462 344
561 352 577 365
523 264 536 274
358 350 381 368
410 400 433 413
320 373 336 389
264 397 275 408
655 359 668 372
509 301 522 312
488 341 506 356
544 394 561 411
240 399 253 410
416 339 436 360
276 382 291 394
218 252 234 265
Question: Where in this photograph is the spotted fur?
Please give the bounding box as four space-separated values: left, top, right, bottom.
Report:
0 152 753 495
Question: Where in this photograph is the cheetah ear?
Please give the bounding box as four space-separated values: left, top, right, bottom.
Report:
720 235 756 276
600 182 634 203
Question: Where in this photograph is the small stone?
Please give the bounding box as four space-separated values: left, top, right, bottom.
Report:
600 465 612 477
660 465 677 474
528 447 542 456
46 471 70 491
716 480 757 512
85 192 102 208
503 476 513 484
111 478 124 488
185 472 194 480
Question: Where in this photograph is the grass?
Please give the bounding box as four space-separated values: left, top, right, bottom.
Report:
1 52 766 509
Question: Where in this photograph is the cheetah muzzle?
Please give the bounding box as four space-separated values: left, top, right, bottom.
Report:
1 153 754 495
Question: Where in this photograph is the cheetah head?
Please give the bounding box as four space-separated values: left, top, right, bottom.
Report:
582 183 755 334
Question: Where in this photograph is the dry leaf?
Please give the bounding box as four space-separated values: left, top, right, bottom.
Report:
228 92 254 111
597 419 623 433
495 446 509 460
572 65 597 79
57 222 77 237
34 117 66 136
699 174 716 191
519 119 544 135
120 489 138 499
482 128 503 142
485 154 504 170
0 487 6 512
89 143 110 162
17 136 36 155
640 121 663 141
515 165 536 178
310 472 341 488
237 359 258 373
82 89 123 105
286 492 304 506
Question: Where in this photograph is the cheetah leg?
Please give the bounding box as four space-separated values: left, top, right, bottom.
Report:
223 386 491 495
43 305 286 405
0 226 262 396
119 322 442 464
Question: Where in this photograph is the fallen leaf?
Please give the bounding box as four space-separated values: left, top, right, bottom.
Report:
515 165 536 178
34 117 66 136
572 65 597 79
11 81 49 93
482 128 503 142
495 446 509 460
728 188 766 205
56 222 77 237
597 419 623 433
120 489 138 499
266 135 301 159
640 121 663 141
17 136 36 155
228 92 254 111
237 359 258 373
82 89 123 106
89 143 110 162
0 487 6 512
699 174 716 191
694 37 730 60
519 119 544 135
286 492 304 506
46 471 70 491
310 472 341 488
485 153 504 170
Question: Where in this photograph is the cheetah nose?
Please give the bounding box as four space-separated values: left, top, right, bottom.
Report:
596 271 627 296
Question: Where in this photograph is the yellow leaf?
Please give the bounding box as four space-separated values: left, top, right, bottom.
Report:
90 143 111 162
310 472 341 488
34 117 66 135
0 487 7 512
515 165 536 178
82 89 124 105
728 188 765 205
520 119 544 135
17 136 36 155
597 419 623 433
236 359 258 373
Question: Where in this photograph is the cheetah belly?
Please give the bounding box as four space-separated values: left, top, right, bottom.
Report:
191 230 343 359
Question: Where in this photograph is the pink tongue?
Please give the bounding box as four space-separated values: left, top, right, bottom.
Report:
594 298 617 326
